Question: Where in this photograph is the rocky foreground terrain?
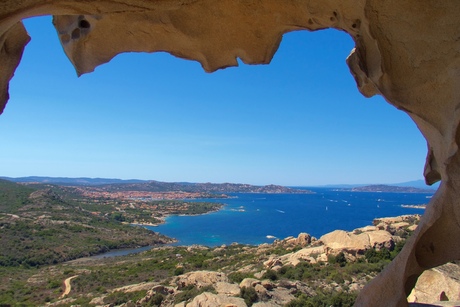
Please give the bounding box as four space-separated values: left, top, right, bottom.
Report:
32 214 460 307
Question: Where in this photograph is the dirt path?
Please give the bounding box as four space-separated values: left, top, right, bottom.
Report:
60 275 79 298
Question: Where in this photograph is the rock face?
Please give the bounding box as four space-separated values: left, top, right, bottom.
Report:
186 292 247 307
320 229 394 254
408 263 460 305
0 1 459 306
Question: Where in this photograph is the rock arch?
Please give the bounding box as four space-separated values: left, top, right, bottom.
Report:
0 1 459 305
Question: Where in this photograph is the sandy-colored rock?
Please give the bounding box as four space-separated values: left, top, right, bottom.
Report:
186 292 247 307
279 245 326 266
321 230 369 251
214 282 240 296
366 230 395 251
252 302 280 307
267 287 296 306
175 271 228 289
263 257 283 269
354 226 379 234
112 281 157 293
320 229 394 253
0 1 459 306
255 284 270 301
296 233 312 246
260 280 274 290
239 278 260 289
390 222 410 230
408 263 460 304
373 215 421 227
89 296 106 305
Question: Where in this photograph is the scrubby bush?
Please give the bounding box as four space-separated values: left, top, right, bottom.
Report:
328 252 347 267
240 286 258 306
286 291 357 307
364 248 391 263
262 269 278 281
228 271 253 283
174 267 184 276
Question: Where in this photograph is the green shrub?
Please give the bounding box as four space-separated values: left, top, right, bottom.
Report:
174 267 185 276
104 290 147 304
149 293 164 306
286 291 357 307
240 286 258 306
228 271 253 283
262 269 278 281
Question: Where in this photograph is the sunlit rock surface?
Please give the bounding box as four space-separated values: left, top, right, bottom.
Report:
0 1 459 305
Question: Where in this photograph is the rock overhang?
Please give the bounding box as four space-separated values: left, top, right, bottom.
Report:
0 1 459 306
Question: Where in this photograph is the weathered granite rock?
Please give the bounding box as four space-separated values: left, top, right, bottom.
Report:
175 271 228 289
214 281 240 296
186 292 247 307
296 233 312 246
111 281 157 293
320 229 394 253
0 1 459 306
252 302 280 307
408 263 460 304
279 245 327 266
266 287 296 306
239 278 260 290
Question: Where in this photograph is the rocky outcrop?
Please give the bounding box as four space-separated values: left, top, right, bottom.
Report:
408 263 460 305
321 229 394 254
279 245 328 266
185 292 247 307
1 2 459 306
174 271 229 289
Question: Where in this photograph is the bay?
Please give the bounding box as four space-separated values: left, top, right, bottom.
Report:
146 188 433 247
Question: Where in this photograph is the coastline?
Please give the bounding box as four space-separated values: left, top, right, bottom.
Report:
130 203 225 228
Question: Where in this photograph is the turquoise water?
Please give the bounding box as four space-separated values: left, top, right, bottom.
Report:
147 188 433 247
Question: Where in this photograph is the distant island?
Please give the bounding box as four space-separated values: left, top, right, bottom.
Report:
349 184 434 193
1 176 313 195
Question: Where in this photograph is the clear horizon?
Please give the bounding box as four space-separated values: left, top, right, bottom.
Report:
2 175 435 189
0 16 428 186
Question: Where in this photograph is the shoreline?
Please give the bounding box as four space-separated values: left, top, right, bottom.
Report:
87 212 423 260
131 203 226 228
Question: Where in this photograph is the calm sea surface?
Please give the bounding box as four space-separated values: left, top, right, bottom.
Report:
146 188 433 247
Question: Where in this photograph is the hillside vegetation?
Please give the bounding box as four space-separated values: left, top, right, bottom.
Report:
0 179 430 307
0 179 222 268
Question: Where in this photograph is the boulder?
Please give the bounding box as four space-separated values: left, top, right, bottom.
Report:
239 278 260 289
263 257 283 269
186 292 247 307
320 230 369 252
175 271 228 289
260 280 274 290
255 284 271 301
112 281 157 293
366 230 395 251
215 282 240 296
296 233 312 246
252 302 280 307
353 226 378 234
266 287 296 306
279 245 327 266
408 263 460 304
320 229 394 253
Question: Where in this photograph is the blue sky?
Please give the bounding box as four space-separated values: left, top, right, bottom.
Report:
0 16 427 186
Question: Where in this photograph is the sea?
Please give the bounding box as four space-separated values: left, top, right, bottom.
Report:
145 188 434 247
